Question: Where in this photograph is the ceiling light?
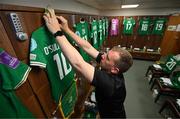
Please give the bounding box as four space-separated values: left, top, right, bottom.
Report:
121 4 139 8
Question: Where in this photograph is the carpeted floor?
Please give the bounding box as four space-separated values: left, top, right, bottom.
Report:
124 59 163 118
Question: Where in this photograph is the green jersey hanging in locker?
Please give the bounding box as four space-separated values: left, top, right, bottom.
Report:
74 20 90 62
0 48 34 118
171 72 180 89
98 19 103 47
105 18 109 39
102 18 106 42
160 55 179 74
59 80 77 118
90 19 99 49
30 26 75 103
123 17 136 35
138 17 151 35
152 18 167 35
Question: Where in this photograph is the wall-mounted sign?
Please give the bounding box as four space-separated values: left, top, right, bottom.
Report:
176 24 180 32
167 25 177 31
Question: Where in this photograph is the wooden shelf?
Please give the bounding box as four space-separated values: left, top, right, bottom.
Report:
128 50 161 61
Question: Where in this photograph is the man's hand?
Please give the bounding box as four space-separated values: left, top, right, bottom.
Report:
57 16 70 32
43 8 61 34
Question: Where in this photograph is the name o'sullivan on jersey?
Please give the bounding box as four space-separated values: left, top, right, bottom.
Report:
30 43 60 60
44 43 60 55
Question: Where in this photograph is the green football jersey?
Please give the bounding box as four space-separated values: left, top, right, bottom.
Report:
98 19 103 47
30 26 75 103
160 55 178 74
90 19 99 49
0 48 34 118
171 72 180 89
152 18 167 35
102 18 106 42
123 17 135 35
105 18 109 38
74 21 90 62
138 18 151 35
60 79 77 118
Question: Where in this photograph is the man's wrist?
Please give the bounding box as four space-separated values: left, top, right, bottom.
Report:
53 30 64 38
65 28 71 34
96 52 104 64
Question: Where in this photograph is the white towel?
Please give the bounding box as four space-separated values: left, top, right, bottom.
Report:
176 99 180 107
133 48 140 51
153 64 162 69
147 49 154 52
160 77 173 86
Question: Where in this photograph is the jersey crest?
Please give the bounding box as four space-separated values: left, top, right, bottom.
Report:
30 38 37 52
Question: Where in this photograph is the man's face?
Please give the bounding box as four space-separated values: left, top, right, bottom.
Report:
100 50 120 72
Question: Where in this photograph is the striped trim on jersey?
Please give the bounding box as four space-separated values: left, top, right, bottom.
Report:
30 61 46 68
14 67 31 89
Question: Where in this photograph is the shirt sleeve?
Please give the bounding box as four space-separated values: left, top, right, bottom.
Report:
0 51 31 90
91 69 114 97
29 27 47 68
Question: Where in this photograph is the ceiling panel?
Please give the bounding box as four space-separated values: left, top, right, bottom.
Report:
75 0 180 10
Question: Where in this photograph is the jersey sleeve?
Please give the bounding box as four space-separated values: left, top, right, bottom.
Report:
84 22 90 42
90 23 93 39
73 24 76 29
133 19 136 25
123 18 125 25
0 49 31 90
0 62 31 90
74 23 81 37
29 27 47 68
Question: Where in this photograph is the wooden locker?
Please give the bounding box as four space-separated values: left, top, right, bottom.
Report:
0 18 46 118
160 15 180 56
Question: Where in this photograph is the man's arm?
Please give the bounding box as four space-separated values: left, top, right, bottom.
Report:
56 35 95 83
43 9 94 83
57 16 99 59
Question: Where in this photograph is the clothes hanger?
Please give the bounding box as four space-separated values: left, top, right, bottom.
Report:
80 17 85 22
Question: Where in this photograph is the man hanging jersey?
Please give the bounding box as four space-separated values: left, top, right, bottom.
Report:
90 19 99 49
110 18 119 36
105 18 109 38
74 20 90 62
0 48 34 118
98 19 103 47
152 18 167 35
138 17 151 35
30 26 75 104
123 17 135 35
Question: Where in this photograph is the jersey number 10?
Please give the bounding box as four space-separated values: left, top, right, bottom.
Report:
54 53 72 80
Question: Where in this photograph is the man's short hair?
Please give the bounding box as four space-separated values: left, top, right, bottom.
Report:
112 46 133 73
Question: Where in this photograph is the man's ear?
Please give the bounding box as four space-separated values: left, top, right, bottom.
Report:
111 67 119 74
